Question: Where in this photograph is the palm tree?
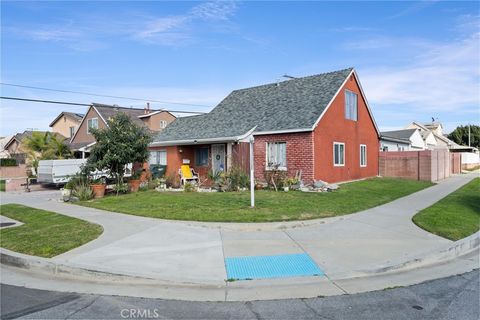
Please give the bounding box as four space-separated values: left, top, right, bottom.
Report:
22 132 72 175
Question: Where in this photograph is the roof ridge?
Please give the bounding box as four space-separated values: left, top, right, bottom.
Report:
92 103 145 111
231 67 354 93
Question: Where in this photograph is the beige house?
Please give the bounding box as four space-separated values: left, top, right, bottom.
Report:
49 112 84 139
70 103 176 157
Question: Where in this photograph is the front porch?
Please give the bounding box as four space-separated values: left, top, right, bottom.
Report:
149 142 250 181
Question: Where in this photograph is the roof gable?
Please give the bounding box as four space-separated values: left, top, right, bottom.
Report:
153 68 355 144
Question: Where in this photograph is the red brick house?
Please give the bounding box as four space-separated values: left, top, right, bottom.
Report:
150 68 379 184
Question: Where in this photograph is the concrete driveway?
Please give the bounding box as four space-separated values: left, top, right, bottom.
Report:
0 174 477 286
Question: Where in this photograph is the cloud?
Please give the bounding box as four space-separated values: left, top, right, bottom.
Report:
190 1 238 20
133 1 239 45
9 1 240 50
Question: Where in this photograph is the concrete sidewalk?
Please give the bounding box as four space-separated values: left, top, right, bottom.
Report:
1 173 479 300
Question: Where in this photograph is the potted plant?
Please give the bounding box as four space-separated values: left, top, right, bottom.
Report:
128 169 142 193
90 177 106 198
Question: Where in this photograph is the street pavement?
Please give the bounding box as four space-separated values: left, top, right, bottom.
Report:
1 270 478 320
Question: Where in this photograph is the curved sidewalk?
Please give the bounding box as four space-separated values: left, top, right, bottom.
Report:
1 173 479 300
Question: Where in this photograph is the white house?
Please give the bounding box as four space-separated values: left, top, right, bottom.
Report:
380 128 424 151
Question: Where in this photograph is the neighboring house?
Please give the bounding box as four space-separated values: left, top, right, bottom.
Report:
406 122 456 149
3 130 56 164
49 112 84 139
70 103 176 158
150 68 380 184
0 135 13 158
379 130 413 151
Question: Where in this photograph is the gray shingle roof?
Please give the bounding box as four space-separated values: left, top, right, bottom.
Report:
153 68 354 144
93 104 146 127
49 111 84 127
380 129 417 141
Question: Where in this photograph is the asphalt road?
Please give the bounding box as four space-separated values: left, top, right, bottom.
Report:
1 270 478 320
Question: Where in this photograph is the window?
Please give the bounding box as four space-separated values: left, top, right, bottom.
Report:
87 118 98 134
333 142 345 166
160 120 167 129
69 126 75 138
360 144 367 167
266 142 287 170
195 147 209 166
149 150 167 165
345 90 358 121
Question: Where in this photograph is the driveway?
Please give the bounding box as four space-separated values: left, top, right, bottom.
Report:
0 174 477 286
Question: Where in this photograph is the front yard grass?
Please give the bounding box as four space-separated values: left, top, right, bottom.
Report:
78 177 433 223
413 178 480 241
0 204 103 257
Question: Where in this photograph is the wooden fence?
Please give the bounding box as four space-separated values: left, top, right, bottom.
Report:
379 150 461 182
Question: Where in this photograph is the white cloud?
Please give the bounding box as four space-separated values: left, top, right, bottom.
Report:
190 1 238 20
136 16 188 39
359 31 480 112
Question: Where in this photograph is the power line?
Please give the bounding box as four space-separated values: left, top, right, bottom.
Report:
0 96 206 114
0 82 213 108
1 96 89 107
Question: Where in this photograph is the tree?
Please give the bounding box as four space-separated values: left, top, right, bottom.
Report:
447 125 480 148
86 113 152 195
22 132 72 174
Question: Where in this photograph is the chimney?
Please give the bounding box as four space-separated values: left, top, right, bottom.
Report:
145 102 150 114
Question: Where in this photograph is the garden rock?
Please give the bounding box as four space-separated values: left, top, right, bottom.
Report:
313 180 328 188
327 184 339 191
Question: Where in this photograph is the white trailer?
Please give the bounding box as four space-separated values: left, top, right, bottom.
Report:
38 159 89 184
38 159 133 184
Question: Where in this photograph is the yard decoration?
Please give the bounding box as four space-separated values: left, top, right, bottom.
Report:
128 169 142 193
86 113 152 196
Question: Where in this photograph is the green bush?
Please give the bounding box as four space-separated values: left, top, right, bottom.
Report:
0 158 17 167
68 173 93 201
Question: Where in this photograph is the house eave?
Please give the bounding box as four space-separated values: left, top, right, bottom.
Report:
150 127 256 147
253 128 313 136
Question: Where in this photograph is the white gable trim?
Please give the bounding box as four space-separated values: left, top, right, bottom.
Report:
310 69 380 137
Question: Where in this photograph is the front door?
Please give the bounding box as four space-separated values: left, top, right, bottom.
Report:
211 144 226 174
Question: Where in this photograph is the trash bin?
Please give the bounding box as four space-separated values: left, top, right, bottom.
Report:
150 165 167 179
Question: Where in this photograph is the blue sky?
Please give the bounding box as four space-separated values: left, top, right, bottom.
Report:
1 1 479 136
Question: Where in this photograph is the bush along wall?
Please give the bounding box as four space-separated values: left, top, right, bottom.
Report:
0 158 17 167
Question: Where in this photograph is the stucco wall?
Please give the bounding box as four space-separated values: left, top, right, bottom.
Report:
51 116 80 139
71 107 106 144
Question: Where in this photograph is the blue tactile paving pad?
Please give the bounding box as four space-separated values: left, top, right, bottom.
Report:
225 253 324 280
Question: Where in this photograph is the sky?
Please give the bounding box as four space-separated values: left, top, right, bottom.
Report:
1 1 479 137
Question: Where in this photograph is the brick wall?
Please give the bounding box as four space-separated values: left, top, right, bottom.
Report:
379 150 461 182
253 132 314 183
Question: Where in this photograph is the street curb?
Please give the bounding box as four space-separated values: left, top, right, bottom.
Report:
329 231 480 280
2 232 478 292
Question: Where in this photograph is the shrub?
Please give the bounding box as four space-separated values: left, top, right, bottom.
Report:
183 182 196 192
112 183 129 194
227 167 250 191
264 164 287 191
0 158 17 167
68 173 93 201
166 172 180 188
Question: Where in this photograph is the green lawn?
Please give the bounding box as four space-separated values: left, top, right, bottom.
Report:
78 178 433 223
413 178 480 241
0 204 103 257
0 180 5 192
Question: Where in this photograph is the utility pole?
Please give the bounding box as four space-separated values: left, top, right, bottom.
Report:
468 124 471 147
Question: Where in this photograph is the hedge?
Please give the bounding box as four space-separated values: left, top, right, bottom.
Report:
0 158 17 167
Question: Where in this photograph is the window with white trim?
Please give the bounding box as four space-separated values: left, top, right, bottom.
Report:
345 90 358 121
87 118 98 134
69 126 75 138
333 142 345 166
149 150 167 165
160 120 167 129
266 142 287 170
360 144 367 167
